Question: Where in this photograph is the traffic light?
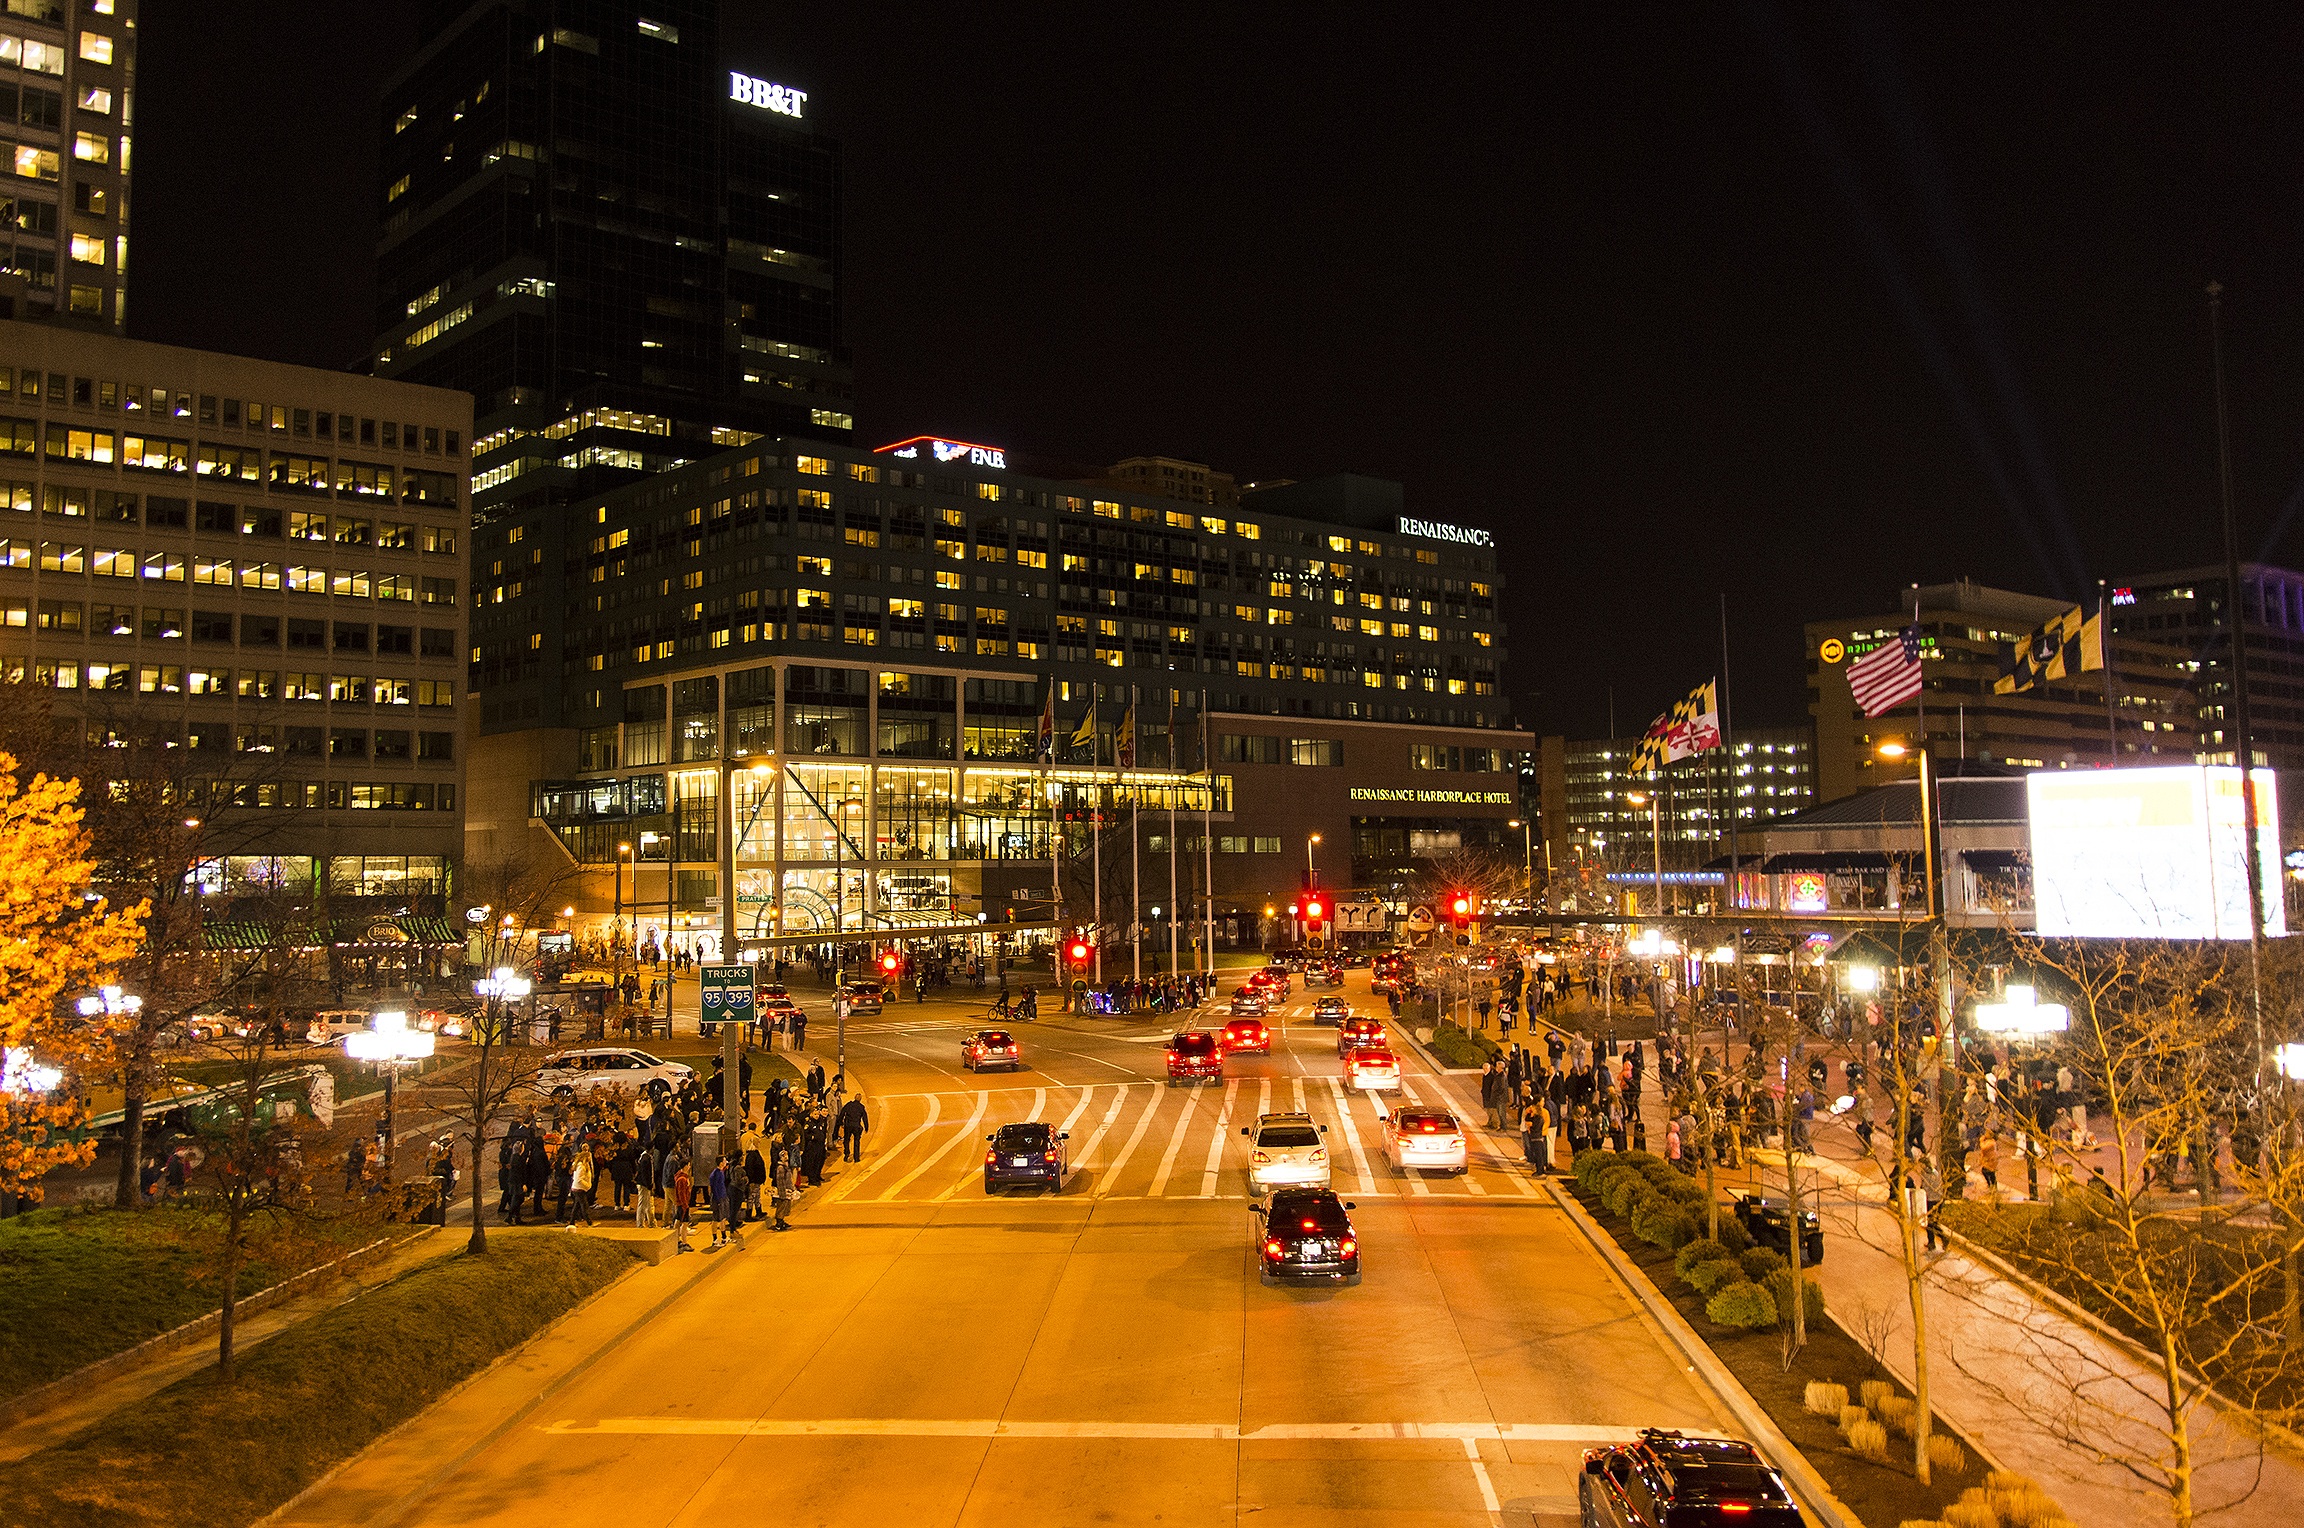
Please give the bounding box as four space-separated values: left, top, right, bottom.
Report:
879 949 901 978
1303 896 1325 924
1450 892 1473 930
1067 936 1092 967
1287 902 1300 918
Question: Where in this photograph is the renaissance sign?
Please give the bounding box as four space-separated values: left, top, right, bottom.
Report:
1396 515 1493 548
729 72 807 119
1348 787 1515 806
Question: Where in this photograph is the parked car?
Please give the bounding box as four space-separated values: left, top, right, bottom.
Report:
528 1048 695 1102
1734 1193 1825 1266
305 1009 371 1046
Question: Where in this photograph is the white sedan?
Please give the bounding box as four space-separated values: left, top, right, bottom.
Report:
1384 1106 1468 1175
528 1048 695 1102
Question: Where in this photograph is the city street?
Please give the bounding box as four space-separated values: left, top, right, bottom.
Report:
278 973 1746 1527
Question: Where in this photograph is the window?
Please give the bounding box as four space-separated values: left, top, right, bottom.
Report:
387 173 410 202
72 131 108 164
10 145 57 182
78 31 112 64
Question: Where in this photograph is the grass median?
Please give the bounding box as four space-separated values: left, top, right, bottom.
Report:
0 1234 639 1528
0 1204 375 1403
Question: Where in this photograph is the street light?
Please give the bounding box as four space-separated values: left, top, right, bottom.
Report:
1974 984 2070 1037
2275 1043 2304 1081
1507 818 1535 907
1306 832 1322 887
1624 790 1664 916
76 985 144 1022
346 1009 435 1172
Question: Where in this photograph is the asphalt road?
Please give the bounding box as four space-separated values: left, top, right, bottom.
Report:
300 973 1743 1527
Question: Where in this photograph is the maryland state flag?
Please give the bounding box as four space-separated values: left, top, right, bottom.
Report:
1036 683 1056 762
1994 605 2103 693
1628 678 1722 773
1115 702 1138 769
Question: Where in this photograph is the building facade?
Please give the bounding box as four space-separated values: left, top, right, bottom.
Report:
2112 563 2304 770
0 0 133 327
1806 579 2201 805
0 319 472 903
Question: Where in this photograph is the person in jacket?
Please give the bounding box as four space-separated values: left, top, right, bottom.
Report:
706 1156 731 1248
569 1142 595 1226
671 1159 694 1252
632 1142 658 1228
742 1133 768 1220
771 1140 798 1231
835 1094 870 1162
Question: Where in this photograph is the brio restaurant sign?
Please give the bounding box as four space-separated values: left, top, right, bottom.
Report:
729 72 807 119
1396 516 1493 548
1349 787 1516 806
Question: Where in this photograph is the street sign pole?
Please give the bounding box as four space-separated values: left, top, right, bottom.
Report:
700 964 755 1199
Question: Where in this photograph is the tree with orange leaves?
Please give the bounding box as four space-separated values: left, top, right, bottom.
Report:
0 750 147 1203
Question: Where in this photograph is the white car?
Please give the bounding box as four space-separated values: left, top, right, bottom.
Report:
1242 1111 1331 1192
1344 1045 1402 1093
306 1009 372 1045
1384 1106 1468 1175
529 1048 694 1102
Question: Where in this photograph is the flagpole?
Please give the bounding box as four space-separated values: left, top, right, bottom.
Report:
2097 580 2117 765
1046 678 1061 966
1202 690 1215 978
1131 686 1143 988
1910 582 1925 754
1092 683 1103 988
1167 688 1179 979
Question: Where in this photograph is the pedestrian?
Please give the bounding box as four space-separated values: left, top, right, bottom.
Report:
836 1092 869 1162
792 1009 808 1050
726 1153 751 1239
1920 1154 1946 1252
633 1144 658 1228
635 1089 655 1147
707 1155 730 1248
771 1141 797 1231
1978 1133 2001 1197
743 1130 768 1221
345 1135 368 1196
569 1141 595 1226
672 1158 695 1252
1523 1096 1549 1172
1664 1119 1681 1169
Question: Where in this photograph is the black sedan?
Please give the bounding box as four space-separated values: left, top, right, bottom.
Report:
1734 1193 1825 1266
984 1121 1069 1193
1253 1187 1361 1286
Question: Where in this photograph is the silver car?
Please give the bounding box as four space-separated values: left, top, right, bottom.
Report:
1242 1111 1331 1192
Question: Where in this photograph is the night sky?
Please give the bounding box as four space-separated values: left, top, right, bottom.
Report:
129 4 2304 738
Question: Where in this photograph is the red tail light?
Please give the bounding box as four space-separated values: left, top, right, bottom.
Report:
1263 1239 1283 1260
1720 1507 1752 1516
984 1150 997 1164
1340 1238 1356 1257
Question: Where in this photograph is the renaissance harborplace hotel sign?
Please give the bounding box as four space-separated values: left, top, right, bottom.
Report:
1349 787 1516 806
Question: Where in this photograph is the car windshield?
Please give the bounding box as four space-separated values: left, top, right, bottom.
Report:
1173 1033 1218 1055
993 1123 1050 1149
1395 1110 1455 1132
629 1052 664 1067
1259 1124 1322 1148
979 1032 1013 1047
1270 1191 1349 1232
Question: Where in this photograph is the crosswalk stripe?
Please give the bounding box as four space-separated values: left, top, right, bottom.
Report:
1325 1077 1386 1196
879 1091 987 1202
1071 1084 1135 1172
821 1093 940 1205
1290 1077 1307 1113
1147 1087 1200 1197
1093 1085 1167 1197
1256 1078 1272 1119
1026 1087 1047 1121
1197 1079 1237 1197
1056 1085 1096 1139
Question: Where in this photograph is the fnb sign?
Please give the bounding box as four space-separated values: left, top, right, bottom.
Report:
729 72 807 119
874 435 1008 470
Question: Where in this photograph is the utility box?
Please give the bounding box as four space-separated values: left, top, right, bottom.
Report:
691 1120 727 1168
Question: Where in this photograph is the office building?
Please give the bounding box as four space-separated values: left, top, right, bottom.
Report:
0 0 133 327
1104 455 1238 509
2110 564 2304 769
468 436 1520 950
0 319 472 906
1806 579 2200 805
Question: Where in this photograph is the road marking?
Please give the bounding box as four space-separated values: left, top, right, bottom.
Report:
1324 1077 1386 1196
1029 1040 1140 1075
819 1093 940 1205
1256 1078 1272 1118
1464 1434 1504 1523
1093 1084 1168 1196
1290 1077 1307 1113
878 1090 987 1202
1148 1086 1200 1198
1056 1085 1096 1138
1197 1079 1238 1197
543 1418 1647 1443
1069 1084 1135 1173
1026 1087 1047 1121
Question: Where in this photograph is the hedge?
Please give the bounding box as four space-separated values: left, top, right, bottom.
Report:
1739 1245 1788 1281
1764 1266 1827 1328
1686 1258 1745 1295
1706 1279 1780 1329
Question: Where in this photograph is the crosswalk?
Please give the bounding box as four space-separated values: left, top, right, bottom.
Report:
816 1072 1540 1206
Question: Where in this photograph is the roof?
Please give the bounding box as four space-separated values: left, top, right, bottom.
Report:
1777 775 2029 831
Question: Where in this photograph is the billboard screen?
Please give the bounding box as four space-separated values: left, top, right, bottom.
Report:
2027 766 2284 940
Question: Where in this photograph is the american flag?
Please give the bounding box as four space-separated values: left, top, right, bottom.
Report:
1847 624 1923 717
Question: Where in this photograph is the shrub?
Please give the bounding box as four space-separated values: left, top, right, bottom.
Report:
1876 1394 1916 1437
1897 1521 1949 1528
1675 1237 1733 1279
1804 1380 1850 1417
1984 1478 2070 1528
1739 1246 1787 1281
1763 1267 1826 1329
1573 1150 1622 1189
1716 1217 1754 1255
1635 1204 1696 1251
1925 1433 1969 1476
1706 1280 1778 1329
1846 1417 1889 1460
1860 1379 1897 1412
1601 1170 1653 1219
1942 1502 1997 1528
1839 1404 1870 1432
1616 1150 1664 1172
1686 1258 1744 1295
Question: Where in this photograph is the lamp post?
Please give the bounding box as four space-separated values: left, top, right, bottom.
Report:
613 841 633 985
1879 737 1958 1195
1625 791 1664 916
717 754 775 1147
347 1008 436 1174
1508 818 1535 907
1306 832 1322 887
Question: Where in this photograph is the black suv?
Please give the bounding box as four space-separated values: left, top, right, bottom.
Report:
983 1121 1069 1193
1253 1187 1361 1286
1580 1429 1800 1526
1733 1193 1825 1266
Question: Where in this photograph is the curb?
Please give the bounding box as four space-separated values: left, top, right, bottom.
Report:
1545 1177 1865 1528
258 1238 742 1528
0 1227 435 1435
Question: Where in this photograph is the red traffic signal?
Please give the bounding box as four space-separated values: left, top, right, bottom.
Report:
1449 892 1473 928
879 950 900 975
1304 897 1325 922
1067 938 1092 966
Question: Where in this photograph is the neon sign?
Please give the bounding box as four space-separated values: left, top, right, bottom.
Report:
729 72 807 119
1396 515 1494 548
875 435 1007 470
2111 587 2136 606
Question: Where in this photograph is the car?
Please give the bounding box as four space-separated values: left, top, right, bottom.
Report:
1253 1187 1361 1286
185 1011 257 1042
1734 1192 1825 1266
1303 962 1345 988
962 1029 1022 1072
1579 1429 1801 1527
1222 1017 1271 1054
1311 995 1350 1027
529 1048 695 1102
1344 1045 1401 1092
760 981 791 1000
305 1009 372 1045
1384 1106 1467 1175
837 981 885 1015
1165 1030 1223 1086
1243 971 1284 999
983 1120 1069 1192
1258 965 1294 997
1242 1111 1330 1191
1336 1016 1386 1056
1229 991 1270 1019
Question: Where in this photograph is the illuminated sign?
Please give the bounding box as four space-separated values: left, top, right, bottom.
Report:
2111 587 2136 606
1396 516 1494 548
1785 871 1828 914
1818 639 1845 664
729 72 807 119
1348 787 1516 805
875 435 1007 470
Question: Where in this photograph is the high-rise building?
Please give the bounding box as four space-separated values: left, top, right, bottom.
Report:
1105 455 1238 509
1806 579 2201 805
1540 727 1816 882
374 1 849 722
0 0 134 328
0 318 473 910
2110 564 2304 770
